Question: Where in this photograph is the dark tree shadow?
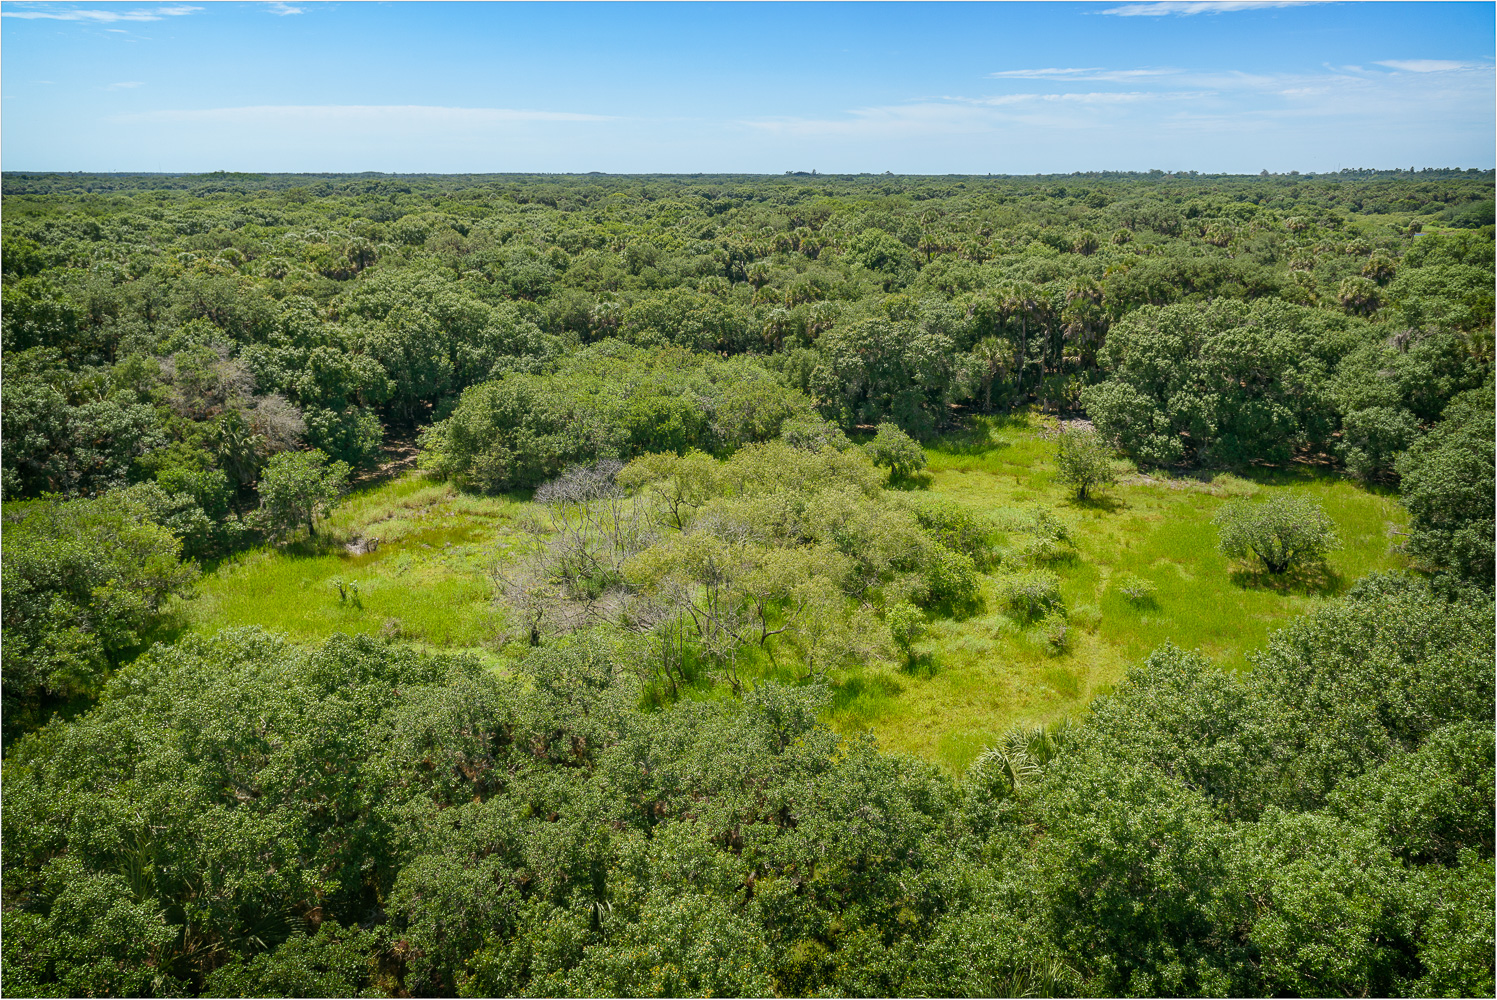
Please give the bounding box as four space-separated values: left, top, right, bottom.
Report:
280 532 356 559
832 673 905 711
1066 493 1126 514
1228 559 1344 597
888 470 935 491
901 652 939 679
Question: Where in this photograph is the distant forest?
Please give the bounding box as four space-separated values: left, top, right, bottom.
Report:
3 169 1492 998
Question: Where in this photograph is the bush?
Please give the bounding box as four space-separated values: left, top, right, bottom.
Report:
1213 494 1340 575
886 602 927 663
1006 507 1073 564
1115 573 1159 606
1000 571 1064 622
864 421 928 485
1040 609 1071 653
1054 427 1117 500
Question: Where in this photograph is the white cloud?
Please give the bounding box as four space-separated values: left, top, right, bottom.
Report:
1375 59 1472 73
265 2 302 14
989 67 1180 81
955 91 1198 106
988 67 1102 79
1 4 199 22
1102 1 1332 16
111 105 617 126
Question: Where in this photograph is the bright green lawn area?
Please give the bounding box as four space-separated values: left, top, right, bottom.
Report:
190 414 1409 775
189 475 526 669
829 414 1410 771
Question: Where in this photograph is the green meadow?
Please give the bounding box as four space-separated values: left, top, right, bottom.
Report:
189 415 1409 773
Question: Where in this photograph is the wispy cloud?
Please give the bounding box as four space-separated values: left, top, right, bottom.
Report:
1 4 198 22
744 56 1492 146
989 67 1180 82
1375 59 1472 73
264 2 302 14
953 91 1202 107
111 104 617 126
1102 1 1332 16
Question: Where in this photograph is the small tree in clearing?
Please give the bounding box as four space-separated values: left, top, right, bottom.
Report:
864 422 928 485
255 449 351 540
1054 428 1117 501
1213 494 1340 575
886 601 926 665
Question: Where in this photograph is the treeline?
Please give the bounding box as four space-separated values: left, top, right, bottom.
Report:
3 576 1490 996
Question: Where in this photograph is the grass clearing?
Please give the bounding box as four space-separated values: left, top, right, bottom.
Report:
188 475 527 668
188 413 1409 775
830 413 1410 771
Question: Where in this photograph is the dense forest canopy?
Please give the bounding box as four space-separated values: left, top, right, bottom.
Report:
2 169 1492 997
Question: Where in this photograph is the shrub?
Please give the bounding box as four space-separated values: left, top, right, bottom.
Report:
1040 610 1071 653
1006 507 1073 564
1213 494 1340 575
919 543 981 612
1000 571 1065 622
1054 427 1118 500
1115 573 1159 605
885 601 926 664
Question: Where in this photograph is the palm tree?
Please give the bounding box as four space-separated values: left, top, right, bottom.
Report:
971 336 1013 413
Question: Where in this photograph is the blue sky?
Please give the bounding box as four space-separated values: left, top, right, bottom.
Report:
2 1 1492 173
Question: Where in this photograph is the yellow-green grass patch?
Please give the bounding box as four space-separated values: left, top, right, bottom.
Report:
827 414 1410 773
188 474 525 664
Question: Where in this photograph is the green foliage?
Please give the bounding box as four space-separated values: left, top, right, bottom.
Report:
999 570 1064 621
1114 572 1158 605
1053 426 1118 499
812 317 960 438
1083 299 1354 467
886 601 926 663
252 448 351 540
422 344 811 493
863 420 929 484
1395 383 1495 586
1 491 198 707
1213 493 1340 575
204 921 378 998
1339 404 1419 480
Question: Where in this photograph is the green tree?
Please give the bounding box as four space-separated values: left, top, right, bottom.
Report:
1054 427 1118 500
1213 494 1340 575
1 491 198 709
254 449 351 539
1395 384 1495 587
864 421 928 484
886 601 926 664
